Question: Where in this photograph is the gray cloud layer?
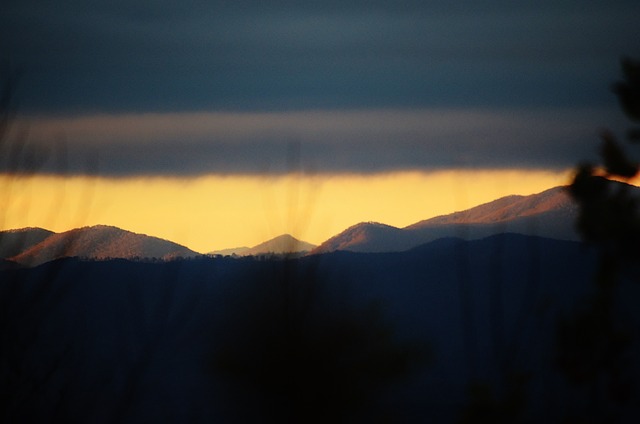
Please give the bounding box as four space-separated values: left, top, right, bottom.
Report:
3 108 625 176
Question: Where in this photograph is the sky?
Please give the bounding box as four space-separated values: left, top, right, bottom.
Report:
1 0 639 251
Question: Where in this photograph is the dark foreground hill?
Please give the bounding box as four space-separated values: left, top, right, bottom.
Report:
1 234 638 423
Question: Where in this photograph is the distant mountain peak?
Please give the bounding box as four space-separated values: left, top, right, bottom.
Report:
311 221 403 254
210 234 317 257
6 225 199 266
243 234 316 256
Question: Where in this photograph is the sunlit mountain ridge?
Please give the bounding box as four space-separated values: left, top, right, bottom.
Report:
3 185 626 265
0 227 319 266
3 225 198 267
408 186 575 227
311 186 580 253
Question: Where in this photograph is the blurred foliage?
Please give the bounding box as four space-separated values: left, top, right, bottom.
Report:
557 57 640 423
458 374 529 424
613 58 640 129
459 57 640 424
569 57 640 260
211 262 428 423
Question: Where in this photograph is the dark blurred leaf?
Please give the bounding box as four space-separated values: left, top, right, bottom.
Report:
458 374 529 424
600 131 638 178
613 57 640 122
569 165 609 202
627 127 640 142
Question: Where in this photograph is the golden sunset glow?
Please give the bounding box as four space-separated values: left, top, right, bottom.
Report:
1 169 572 252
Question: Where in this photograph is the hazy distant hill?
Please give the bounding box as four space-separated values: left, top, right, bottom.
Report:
8 225 198 266
209 246 251 256
211 234 316 256
312 186 580 254
0 227 55 259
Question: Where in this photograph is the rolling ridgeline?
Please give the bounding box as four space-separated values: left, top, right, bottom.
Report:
2 185 578 265
1 186 639 423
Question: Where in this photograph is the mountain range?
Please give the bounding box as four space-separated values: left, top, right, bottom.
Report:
0 185 586 266
0 227 318 267
311 185 579 253
3 187 640 422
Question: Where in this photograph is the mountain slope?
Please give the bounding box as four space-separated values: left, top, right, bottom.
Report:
0 227 55 259
312 186 580 254
10 225 198 266
407 186 575 227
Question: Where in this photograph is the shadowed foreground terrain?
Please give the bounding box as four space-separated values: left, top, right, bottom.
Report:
1 234 639 423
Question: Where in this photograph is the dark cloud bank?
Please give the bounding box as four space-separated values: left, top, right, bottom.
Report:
1 0 639 175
